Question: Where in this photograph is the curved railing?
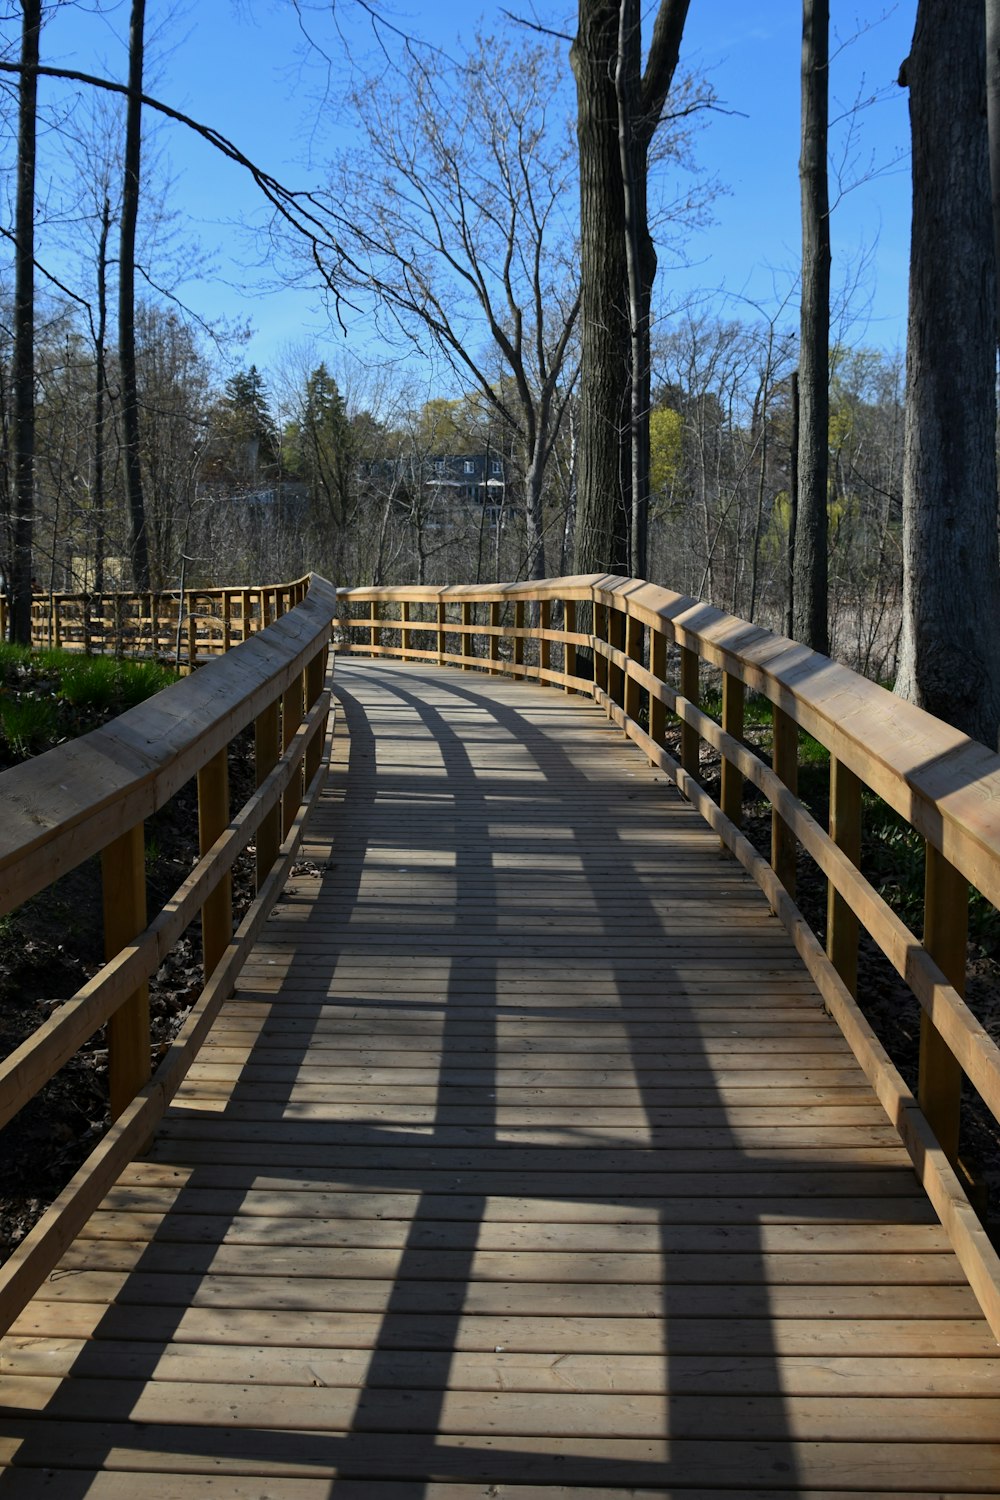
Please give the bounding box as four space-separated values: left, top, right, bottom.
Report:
0 573 337 1333
0 575 311 664
336 573 1000 1337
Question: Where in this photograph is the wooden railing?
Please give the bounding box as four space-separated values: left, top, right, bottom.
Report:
0 575 311 663
336 574 1000 1338
0 573 337 1333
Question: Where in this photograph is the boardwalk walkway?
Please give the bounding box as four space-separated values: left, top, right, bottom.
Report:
2 658 1000 1495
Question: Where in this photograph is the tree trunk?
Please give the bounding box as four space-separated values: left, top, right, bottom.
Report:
572 0 631 576
119 0 150 591
793 0 830 653
895 0 1000 746
94 194 111 593
987 0 1000 345
10 0 40 646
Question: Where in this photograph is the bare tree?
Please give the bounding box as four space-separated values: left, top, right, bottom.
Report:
10 0 40 644
793 0 830 653
895 0 1000 745
571 0 691 578
119 0 150 590
334 32 580 581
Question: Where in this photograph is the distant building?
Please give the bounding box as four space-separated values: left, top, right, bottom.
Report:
359 452 507 520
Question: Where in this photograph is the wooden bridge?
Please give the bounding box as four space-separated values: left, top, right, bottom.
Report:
2 574 1000 1495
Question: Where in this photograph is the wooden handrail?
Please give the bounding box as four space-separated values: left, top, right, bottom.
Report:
0 574 312 663
0 573 336 1334
335 573 1000 1339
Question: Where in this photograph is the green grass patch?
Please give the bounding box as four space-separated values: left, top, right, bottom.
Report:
0 649 176 765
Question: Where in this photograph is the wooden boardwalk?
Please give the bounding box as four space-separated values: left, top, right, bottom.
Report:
2 657 1000 1496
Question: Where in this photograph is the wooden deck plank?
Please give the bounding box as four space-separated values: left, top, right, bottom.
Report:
2 658 999 1497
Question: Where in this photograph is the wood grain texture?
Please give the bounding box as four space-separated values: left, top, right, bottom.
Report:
2 659 999 1496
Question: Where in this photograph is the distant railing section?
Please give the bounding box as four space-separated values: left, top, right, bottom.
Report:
336 574 1000 1339
0 576 310 663
0 573 337 1335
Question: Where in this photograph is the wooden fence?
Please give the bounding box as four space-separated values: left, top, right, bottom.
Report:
0 576 311 663
336 573 1000 1339
0 573 336 1334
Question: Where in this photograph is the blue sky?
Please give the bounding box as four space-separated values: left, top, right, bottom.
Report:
36 1 915 379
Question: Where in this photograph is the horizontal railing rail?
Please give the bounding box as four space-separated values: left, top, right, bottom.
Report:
0 572 337 1334
0 575 311 664
336 573 1000 1339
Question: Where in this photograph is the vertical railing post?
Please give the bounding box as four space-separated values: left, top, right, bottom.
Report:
223 591 233 654
401 600 411 662
607 607 626 710
918 846 968 1165
650 628 667 752
624 613 643 723
827 757 861 994
539 599 551 676
103 824 150 1120
282 671 305 836
369 599 380 654
462 601 473 668
593 603 609 696
514 600 525 669
771 705 799 898
489 601 501 674
187 604 198 670
254 696 281 891
198 746 232 980
304 643 327 786
720 671 745 829
679 644 700 781
437 598 446 666
242 588 253 641
564 600 577 691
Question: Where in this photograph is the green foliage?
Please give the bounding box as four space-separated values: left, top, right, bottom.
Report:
649 407 684 495
0 698 61 758
0 650 174 765
0 643 33 683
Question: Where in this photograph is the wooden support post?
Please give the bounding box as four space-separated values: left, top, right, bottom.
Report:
650 629 667 750
370 599 380 655
103 824 149 1121
514 600 525 668
261 590 272 630
282 672 305 836
564 600 577 691
539 599 551 675
461 601 473 668
401 600 411 662
593 603 609 695
437 599 446 666
255 696 281 891
223 591 232 654
826 757 861 994
489 602 501 674
720 671 745 829
305 645 327 786
198 746 232 982
242 589 253 641
771 705 799 898
918 845 968 1166
624 614 643 723
679 645 700 781
187 606 197 669
608 609 626 710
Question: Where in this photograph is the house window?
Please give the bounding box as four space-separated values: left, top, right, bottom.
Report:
464 460 475 474
491 460 502 475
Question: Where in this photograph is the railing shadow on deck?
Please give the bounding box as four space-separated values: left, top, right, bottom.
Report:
1 658 963 1492
335 574 1000 1345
